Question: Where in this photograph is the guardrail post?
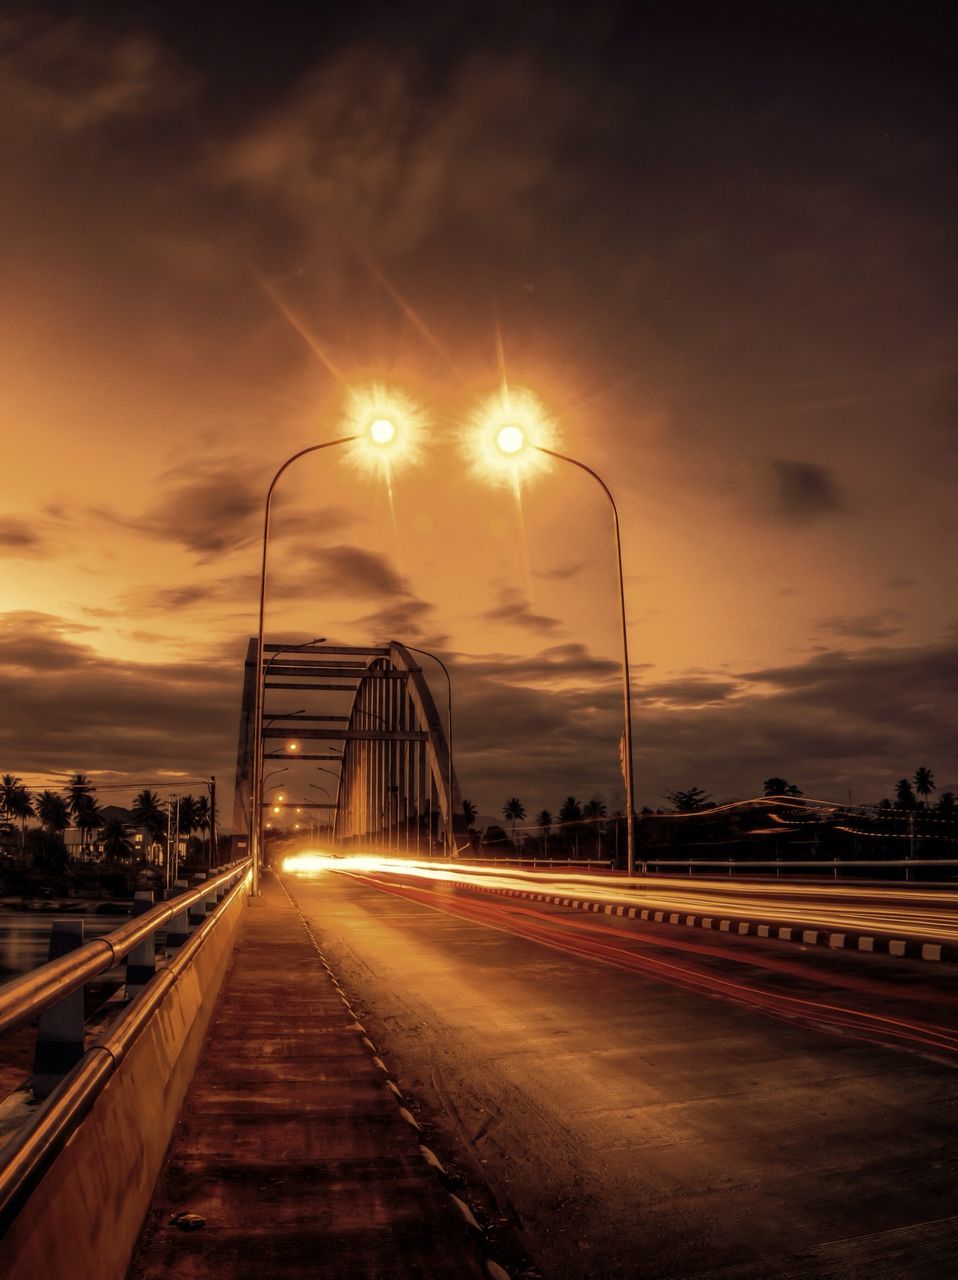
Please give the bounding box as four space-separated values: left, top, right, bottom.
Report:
166 878 190 950
31 920 85 1101
125 891 156 1001
188 875 207 931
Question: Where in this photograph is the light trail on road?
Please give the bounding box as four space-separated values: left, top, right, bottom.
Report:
281 851 958 943
317 865 958 1064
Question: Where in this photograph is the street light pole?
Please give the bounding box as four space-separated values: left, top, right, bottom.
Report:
403 644 456 859
251 442 355 895
535 446 637 877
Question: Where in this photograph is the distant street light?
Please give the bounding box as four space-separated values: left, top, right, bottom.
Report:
250 394 416 894
489 411 638 876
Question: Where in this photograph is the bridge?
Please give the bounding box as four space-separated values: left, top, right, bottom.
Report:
233 639 461 859
0 642 957 1278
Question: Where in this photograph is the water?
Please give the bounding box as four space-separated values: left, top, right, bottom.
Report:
0 912 131 981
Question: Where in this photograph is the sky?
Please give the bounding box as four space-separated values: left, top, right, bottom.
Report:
1 0 956 825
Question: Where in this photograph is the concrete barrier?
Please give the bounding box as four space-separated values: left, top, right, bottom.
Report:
0 877 249 1280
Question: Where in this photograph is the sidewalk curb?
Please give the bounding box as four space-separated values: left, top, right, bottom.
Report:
447 880 958 964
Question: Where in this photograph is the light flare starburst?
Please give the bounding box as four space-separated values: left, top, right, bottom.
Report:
464 387 557 487
343 384 427 474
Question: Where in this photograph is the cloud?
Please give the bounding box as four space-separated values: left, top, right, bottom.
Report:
481 588 563 635
350 599 446 646
815 611 904 640
765 459 845 523
0 15 194 141
94 464 357 560
0 517 43 555
302 545 409 597
218 50 598 259
0 610 241 784
533 561 587 581
639 677 742 707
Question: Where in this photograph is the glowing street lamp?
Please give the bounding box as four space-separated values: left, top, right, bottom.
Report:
482 396 638 876
250 386 423 894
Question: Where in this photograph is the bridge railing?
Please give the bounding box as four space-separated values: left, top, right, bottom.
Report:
0 860 250 1244
635 857 958 881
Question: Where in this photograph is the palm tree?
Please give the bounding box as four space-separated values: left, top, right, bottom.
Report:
36 790 70 834
558 797 583 855
101 819 134 860
502 798 526 847
131 789 167 847
583 797 607 856
177 795 200 838
558 796 582 823
913 767 935 808
462 799 478 827
75 797 105 853
195 795 211 861
536 809 552 852
63 773 96 824
895 778 916 809
0 775 33 851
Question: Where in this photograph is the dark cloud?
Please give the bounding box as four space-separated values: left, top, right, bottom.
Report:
639 677 742 707
815 611 904 640
0 14 195 142
533 561 587 581
301 545 409 597
0 611 241 784
0 518 43 554
766 459 845 523
94 465 357 560
481 588 563 635
350 599 446 646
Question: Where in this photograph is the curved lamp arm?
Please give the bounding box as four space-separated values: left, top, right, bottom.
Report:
250 437 356 893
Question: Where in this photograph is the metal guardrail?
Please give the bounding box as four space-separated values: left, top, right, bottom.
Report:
636 857 958 880
0 860 251 1230
0 863 248 1040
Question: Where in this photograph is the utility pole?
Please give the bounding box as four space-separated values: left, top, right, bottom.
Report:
208 776 217 869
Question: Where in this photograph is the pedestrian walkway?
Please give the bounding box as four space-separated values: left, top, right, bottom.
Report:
128 871 485 1279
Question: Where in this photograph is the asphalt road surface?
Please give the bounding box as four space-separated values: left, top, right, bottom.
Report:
282 867 958 1280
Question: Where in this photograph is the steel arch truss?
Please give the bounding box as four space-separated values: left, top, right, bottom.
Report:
335 643 460 852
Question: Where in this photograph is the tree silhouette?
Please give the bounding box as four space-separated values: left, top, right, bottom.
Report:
75 798 104 851
558 796 582 823
0 775 33 851
937 791 956 815
196 795 211 856
535 809 552 852
102 819 134 860
63 773 95 824
763 777 803 797
895 778 916 809
177 795 200 838
502 798 526 846
131 789 166 845
36 790 70 833
665 787 713 813
913 767 935 807
462 799 478 827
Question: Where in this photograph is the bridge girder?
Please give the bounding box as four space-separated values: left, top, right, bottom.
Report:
233 638 459 855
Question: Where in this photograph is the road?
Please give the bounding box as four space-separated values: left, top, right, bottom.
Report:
282 864 958 1280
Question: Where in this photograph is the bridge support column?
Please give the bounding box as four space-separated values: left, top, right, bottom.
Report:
31 919 85 1101
125 891 156 1001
